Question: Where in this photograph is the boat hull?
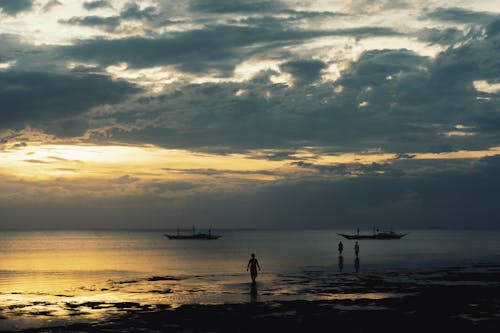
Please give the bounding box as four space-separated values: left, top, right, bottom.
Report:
337 233 407 240
165 234 221 240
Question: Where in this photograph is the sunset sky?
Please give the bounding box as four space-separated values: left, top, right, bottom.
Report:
1 0 499 229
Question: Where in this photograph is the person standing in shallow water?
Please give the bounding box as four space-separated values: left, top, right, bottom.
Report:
247 253 261 283
354 241 360 257
338 241 343 255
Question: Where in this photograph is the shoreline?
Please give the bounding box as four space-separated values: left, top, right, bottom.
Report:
5 263 500 332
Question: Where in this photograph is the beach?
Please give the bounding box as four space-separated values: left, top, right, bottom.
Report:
3 263 500 332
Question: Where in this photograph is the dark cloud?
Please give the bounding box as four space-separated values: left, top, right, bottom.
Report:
120 2 158 20
103 17 500 154
120 2 159 20
2 1 500 231
60 25 400 74
328 21 500 152
189 0 286 14
60 15 122 31
62 3 159 31
345 0 411 14
487 19 500 36
208 156 500 229
424 7 499 24
1 3 498 157
0 70 141 134
395 153 416 159
142 181 196 194
83 0 112 10
291 161 389 176
161 167 276 177
4 156 500 229
86 80 323 150
77 18 500 155
417 27 467 45
340 49 429 85
0 33 72 73
329 26 401 37
0 0 32 15
280 59 326 85
230 10 342 28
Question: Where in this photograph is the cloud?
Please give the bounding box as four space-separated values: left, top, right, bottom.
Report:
189 0 286 14
280 59 326 85
23 159 49 164
223 156 500 229
424 7 499 24
344 0 411 14
2 0 500 231
395 153 416 159
73 18 500 156
120 2 158 20
60 15 122 32
109 175 139 184
291 160 390 176
43 0 62 12
3 156 500 229
142 181 197 194
60 25 400 74
417 27 467 45
161 167 276 177
62 3 159 32
0 70 141 134
83 0 112 11
0 0 32 15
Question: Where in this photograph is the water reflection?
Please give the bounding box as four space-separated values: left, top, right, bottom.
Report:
355 257 360 273
338 255 344 272
249 282 258 304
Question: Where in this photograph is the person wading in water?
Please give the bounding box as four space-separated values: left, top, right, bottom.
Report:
247 253 261 283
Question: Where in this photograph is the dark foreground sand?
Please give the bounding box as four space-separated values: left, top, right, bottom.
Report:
12 264 500 333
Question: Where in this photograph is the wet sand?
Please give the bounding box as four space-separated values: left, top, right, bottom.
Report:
5 263 500 333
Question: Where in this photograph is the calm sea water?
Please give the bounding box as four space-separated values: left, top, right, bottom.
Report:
1 229 500 330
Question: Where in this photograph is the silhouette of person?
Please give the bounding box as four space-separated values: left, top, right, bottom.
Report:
354 241 360 257
338 255 344 272
338 241 343 255
247 253 261 283
354 257 360 273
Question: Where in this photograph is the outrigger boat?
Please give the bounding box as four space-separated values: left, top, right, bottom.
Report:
165 226 221 240
338 228 407 240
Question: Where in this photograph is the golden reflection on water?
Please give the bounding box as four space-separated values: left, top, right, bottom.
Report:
0 230 414 330
320 292 402 300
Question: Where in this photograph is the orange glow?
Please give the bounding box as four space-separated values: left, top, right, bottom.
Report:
0 144 285 181
1 143 500 186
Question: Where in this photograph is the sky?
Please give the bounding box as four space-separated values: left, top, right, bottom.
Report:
0 0 499 229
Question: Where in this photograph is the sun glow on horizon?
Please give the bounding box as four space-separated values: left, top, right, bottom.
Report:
2 142 500 184
0 144 288 181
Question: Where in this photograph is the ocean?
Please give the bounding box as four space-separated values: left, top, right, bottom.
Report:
1 229 500 330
